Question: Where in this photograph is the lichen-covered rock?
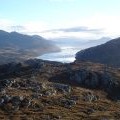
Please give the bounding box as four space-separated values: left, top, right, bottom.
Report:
31 93 43 99
21 98 31 107
30 102 44 111
60 99 76 108
0 98 4 106
11 96 22 106
83 92 99 102
2 95 11 104
52 83 71 93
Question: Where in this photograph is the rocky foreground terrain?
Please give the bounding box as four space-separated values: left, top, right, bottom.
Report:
0 59 120 120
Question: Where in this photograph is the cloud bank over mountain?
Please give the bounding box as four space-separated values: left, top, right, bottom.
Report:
0 14 120 40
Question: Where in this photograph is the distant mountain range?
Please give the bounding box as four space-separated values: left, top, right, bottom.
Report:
76 37 120 67
0 30 60 64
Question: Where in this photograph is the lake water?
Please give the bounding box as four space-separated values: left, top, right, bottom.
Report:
38 47 81 63
37 37 110 63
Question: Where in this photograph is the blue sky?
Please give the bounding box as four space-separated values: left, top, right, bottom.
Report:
0 0 120 39
1 0 120 23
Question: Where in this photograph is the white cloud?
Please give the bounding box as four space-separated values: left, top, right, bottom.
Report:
76 14 120 38
21 21 49 34
32 15 120 39
0 14 120 39
40 31 102 39
0 19 14 32
0 19 50 35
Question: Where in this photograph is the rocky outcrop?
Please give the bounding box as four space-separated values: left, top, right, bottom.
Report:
69 69 113 89
50 68 120 100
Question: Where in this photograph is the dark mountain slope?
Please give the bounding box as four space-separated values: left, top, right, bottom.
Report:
0 30 60 64
76 37 120 67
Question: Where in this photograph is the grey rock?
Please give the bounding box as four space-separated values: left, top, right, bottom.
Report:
69 96 79 101
21 98 31 107
31 93 42 99
12 82 20 88
71 70 88 84
0 98 4 106
69 69 116 90
30 102 44 111
44 91 52 96
60 99 76 108
84 72 99 88
86 108 95 114
0 89 6 94
11 96 22 106
12 105 20 112
2 95 11 103
83 92 99 102
53 83 71 93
